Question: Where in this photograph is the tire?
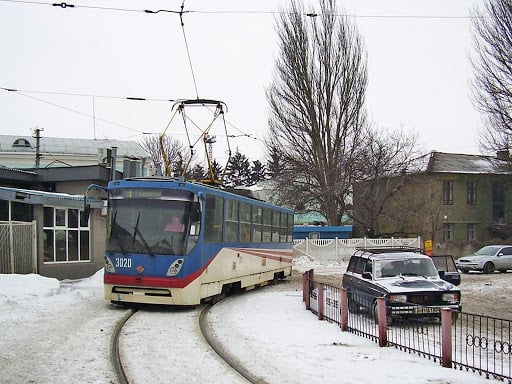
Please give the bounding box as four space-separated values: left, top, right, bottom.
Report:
460 269 469 274
498 269 508 273
483 262 495 274
372 301 391 325
348 294 361 314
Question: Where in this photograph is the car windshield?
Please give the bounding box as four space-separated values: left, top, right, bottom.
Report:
374 258 439 279
475 246 500 256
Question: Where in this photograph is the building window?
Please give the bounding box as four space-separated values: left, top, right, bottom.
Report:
12 138 32 148
43 207 90 263
0 200 8 221
467 181 477 206
467 223 476 242
492 182 505 223
442 181 453 205
443 223 454 241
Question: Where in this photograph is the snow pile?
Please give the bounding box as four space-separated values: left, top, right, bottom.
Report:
0 261 493 383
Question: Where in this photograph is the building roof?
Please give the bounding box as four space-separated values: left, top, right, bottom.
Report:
0 186 103 208
0 135 148 158
408 151 512 175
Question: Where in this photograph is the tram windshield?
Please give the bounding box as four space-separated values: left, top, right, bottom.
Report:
106 193 200 256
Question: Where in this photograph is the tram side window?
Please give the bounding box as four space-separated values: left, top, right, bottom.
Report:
240 202 251 243
271 210 280 242
287 212 294 242
262 208 272 242
280 212 288 242
205 195 223 243
225 199 238 243
252 206 262 243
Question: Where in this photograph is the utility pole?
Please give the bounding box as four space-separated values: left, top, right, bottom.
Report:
33 127 44 168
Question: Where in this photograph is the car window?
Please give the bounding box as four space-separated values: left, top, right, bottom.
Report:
354 257 366 274
431 255 458 272
500 247 512 255
347 257 359 272
363 259 372 274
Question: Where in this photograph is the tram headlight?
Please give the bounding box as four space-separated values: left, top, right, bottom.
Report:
105 255 115 273
167 258 184 277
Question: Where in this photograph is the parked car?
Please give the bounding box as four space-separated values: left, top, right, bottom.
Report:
455 245 512 274
430 254 461 286
342 248 461 323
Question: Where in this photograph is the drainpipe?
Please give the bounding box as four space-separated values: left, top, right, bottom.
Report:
110 146 118 181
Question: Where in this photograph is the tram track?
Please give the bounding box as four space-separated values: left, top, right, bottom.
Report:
110 298 267 384
199 302 270 384
111 307 137 384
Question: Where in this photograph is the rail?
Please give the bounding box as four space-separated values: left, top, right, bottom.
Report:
303 270 512 383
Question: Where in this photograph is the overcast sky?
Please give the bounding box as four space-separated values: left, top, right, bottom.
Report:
1 0 485 163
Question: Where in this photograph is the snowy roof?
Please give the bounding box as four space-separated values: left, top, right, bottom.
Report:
407 151 512 175
0 186 103 208
0 134 148 158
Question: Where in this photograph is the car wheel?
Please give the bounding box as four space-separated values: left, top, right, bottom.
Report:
498 269 508 273
372 301 391 325
348 294 361 314
483 262 495 274
460 269 469 274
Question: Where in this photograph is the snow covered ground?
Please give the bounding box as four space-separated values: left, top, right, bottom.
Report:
0 257 494 384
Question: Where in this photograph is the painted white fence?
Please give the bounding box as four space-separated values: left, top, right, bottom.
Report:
293 237 422 263
0 221 37 274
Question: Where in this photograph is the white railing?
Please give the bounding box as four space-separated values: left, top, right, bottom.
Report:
293 237 422 263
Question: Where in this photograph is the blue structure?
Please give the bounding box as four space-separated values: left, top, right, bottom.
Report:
293 225 353 240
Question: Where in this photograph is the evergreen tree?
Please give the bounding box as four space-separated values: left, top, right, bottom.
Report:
249 160 267 185
224 149 251 187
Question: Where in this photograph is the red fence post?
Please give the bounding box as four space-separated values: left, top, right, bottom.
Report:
377 297 387 347
341 288 348 331
302 271 307 303
441 308 453 368
303 270 310 310
318 283 324 320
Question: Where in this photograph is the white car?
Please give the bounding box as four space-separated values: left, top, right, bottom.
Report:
455 245 512 274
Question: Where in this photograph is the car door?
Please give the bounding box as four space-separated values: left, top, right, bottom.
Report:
496 246 512 271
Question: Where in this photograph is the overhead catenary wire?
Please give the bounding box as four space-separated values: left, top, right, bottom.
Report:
0 0 485 19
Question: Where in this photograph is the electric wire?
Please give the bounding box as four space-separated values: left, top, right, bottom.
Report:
0 86 174 102
6 89 153 135
0 0 483 19
178 1 200 99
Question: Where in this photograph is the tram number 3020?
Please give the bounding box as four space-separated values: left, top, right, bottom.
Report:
115 257 132 268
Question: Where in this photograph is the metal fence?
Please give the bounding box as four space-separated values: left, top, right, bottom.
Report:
0 221 37 274
303 270 512 383
293 237 422 263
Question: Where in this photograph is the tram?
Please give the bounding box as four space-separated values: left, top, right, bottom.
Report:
102 177 294 305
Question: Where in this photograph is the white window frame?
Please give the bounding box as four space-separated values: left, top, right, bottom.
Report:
43 206 91 263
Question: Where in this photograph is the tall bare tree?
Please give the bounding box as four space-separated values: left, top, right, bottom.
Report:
352 127 418 236
140 135 187 176
471 0 512 152
266 0 368 224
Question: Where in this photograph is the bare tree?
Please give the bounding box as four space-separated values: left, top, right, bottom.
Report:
352 127 418 236
140 135 187 176
266 0 367 224
470 0 512 152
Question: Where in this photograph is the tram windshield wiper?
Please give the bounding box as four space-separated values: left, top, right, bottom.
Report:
132 211 154 256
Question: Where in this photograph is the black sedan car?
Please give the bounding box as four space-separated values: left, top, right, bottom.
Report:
342 248 461 323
